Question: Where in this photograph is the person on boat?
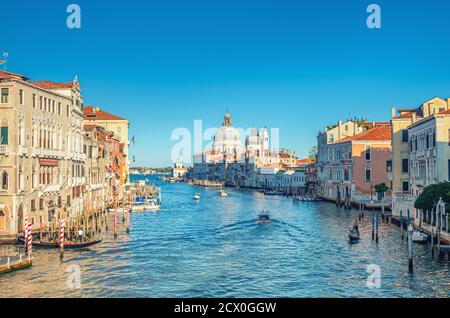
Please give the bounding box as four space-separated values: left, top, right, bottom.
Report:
78 229 84 243
353 220 359 234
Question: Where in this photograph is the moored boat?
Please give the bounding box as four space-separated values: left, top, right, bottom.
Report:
412 231 429 243
264 190 284 196
0 254 32 275
18 236 103 249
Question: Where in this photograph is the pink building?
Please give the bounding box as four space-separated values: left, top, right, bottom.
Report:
323 124 392 206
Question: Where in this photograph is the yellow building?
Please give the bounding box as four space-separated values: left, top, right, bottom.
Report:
83 106 130 182
390 97 450 218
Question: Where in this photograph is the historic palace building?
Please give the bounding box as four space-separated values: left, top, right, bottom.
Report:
390 97 450 221
0 70 128 237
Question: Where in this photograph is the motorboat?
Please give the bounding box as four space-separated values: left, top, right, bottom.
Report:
218 189 228 197
293 195 321 202
412 231 429 243
132 195 161 212
193 193 201 200
257 210 271 224
264 190 284 196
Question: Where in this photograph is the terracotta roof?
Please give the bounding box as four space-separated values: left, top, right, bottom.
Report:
0 70 28 81
31 80 77 90
333 126 391 143
261 163 280 169
296 159 313 166
393 112 423 119
438 109 450 115
84 106 127 121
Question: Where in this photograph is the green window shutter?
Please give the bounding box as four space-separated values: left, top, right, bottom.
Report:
0 127 8 145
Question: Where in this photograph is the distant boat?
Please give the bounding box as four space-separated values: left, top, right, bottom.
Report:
264 190 284 196
193 193 201 200
218 189 228 197
257 210 271 224
293 196 321 202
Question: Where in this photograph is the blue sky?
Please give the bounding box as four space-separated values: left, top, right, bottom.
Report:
2 0 450 167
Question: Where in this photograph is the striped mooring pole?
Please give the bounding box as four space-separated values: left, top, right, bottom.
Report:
59 219 65 260
27 219 33 257
24 216 28 252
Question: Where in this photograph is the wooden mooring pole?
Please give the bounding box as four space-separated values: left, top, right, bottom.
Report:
400 210 404 240
372 211 375 241
408 224 414 273
113 191 118 239
376 212 379 243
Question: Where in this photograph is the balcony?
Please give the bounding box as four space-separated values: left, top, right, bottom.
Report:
32 148 65 159
18 145 28 156
0 145 9 154
40 183 61 195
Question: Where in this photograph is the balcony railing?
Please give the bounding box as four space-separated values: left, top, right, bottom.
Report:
31 148 67 159
0 145 9 154
18 145 28 156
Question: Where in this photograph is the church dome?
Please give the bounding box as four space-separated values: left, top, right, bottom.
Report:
213 112 242 155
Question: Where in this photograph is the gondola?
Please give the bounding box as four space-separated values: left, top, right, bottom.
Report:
18 236 103 249
348 229 360 243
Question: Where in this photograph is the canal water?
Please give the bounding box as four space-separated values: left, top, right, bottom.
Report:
1 175 449 298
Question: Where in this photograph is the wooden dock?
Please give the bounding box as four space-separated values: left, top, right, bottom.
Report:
0 254 32 275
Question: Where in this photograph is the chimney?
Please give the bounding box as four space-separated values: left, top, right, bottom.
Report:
391 107 396 118
412 112 417 123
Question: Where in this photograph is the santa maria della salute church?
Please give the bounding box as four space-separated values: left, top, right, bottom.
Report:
192 112 289 187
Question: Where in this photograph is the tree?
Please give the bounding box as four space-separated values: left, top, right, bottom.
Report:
374 183 389 194
308 146 318 163
414 181 450 213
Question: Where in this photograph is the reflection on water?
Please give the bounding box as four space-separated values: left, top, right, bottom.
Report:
1 177 449 298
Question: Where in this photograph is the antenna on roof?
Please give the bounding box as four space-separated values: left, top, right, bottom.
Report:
0 52 8 70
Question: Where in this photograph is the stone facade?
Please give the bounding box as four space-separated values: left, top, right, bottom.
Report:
0 70 128 237
390 97 450 219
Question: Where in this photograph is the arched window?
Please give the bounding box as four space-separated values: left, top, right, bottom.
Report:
0 210 5 231
0 118 8 145
1 170 8 190
365 146 371 161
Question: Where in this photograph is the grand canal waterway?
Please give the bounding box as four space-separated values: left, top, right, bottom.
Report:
1 175 449 297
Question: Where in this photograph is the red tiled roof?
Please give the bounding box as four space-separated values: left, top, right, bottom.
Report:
393 112 423 119
0 70 28 81
84 106 127 121
334 126 392 143
438 109 450 115
296 159 313 166
31 80 76 89
261 163 280 169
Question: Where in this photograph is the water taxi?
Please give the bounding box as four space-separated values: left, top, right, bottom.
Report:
218 189 228 197
264 190 284 196
193 193 201 200
257 210 271 224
